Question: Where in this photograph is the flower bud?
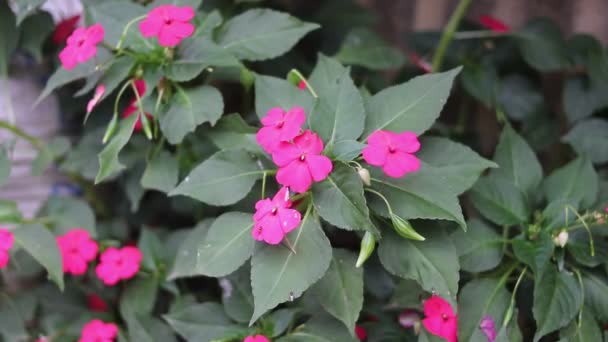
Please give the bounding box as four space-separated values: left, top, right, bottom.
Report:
356 231 375 268
553 230 568 248
398 309 421 330
358 168 371 186
391 214 425 241
102 115 119 144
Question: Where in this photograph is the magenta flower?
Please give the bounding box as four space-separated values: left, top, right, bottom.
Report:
273 130 333 193
122 79 152 132
86 84 105 114
253 187 302 245
95 246 142 286
0 228 12 268
355 325 367 340
78 319 118 342
59 23 104 70
479 15 510 33
480 315 497 342
422 295 458 342
139 5 195 47
256 107 306 153
243 335 269 342
56 229 98 276
362 130 421 178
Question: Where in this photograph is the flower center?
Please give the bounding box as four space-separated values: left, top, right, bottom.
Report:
76 38 86 47
164 19 173 25
70 247 79 255
271 207 278 215
276 121 285 128
299 154 306 161
442 313 448 321
388 146 396 153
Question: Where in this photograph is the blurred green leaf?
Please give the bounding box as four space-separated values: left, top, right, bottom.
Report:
96 113 138 183
221 265 254 323
141 151 179 193
470 174 530 226
516 18 569 71
458 278 511 342
542 156 598 209
335 27 405 70
164 302 244 342
451 219 504 273
13 224 64 290
254 75 315 121
497 75 544 121
563 119 608 164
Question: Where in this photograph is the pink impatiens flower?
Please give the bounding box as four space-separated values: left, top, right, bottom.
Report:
53 15 81 45
479 15 510 33
253 187 302 245
139 5 195 47
79 319 118 342
56 229 98 275
59 23 105 69
0 228 14 269
95 246 142 286
243 335 269 342
355 325 367 340
362 130 421 178
480 316 497 342
122 79 152 132
422 295 458 342
256 107 306 153
87 84 105 114
273 130 333 193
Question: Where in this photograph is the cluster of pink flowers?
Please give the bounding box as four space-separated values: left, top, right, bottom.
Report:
0 228 14 269
59 5 195 69
56 229 142 286
79 319 118 342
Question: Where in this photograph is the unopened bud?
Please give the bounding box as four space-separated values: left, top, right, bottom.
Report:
358 168 371 186
553 230 568 248
594 212 605 224
391 214 425 241
102 115 119 144
356 231 375 268
398 309 421 329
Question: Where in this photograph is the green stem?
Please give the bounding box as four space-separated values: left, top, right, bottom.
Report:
431 0 473 72
453 30 509 40
365 187 393 215
115 15 147 50
260 171 267 199
502 267 527 328
131 80 153 139
0 120 42 149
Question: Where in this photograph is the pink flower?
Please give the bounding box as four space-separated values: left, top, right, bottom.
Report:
355 325 367 340
87 294 108 312
139 5 195 47
122 79 152 132
298 80 306 90
252 187 302 245
95 246 142 286
422 295 458 342
53 15 81 45
362 130 421 178
479 15 510 33
59 23 105 70
0 229 14 251
273 130 333 193
87 84 105 114
407 52 432 73
79 319 118 342
256 107 306 153
479 316 496 342
243 335 269 342
57 229 98 276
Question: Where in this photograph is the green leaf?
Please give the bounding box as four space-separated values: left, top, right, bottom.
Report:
141 151 179 193
563 118 608 164
533 268 583 341
469 174 530 226
0 1 18 74
277 314 357 342
512 233 554 275
12 0 45 24
492 124 543 197
581 272 608 323
0 293 36 340
31 136 71 176
461 61 499 108
335 28 405 70
95 113 138 184
312 162 373 232
309 55 365 148
0 200 22 223
221 265 254 323
87 1 147 47
451 219 504 273
361 67 461 139
254 75 315 121
13 224 64 290
458 278 511 342
378 226 459 300
19 12 54 62
560 308 602 342
169 219 213 279
60 128 104 181
170 149 265 206
138 229 165 273
39 196 96 237
566 230 608 267
250 210 332 324
368 167 466 229
36 58 102 105
497 75 544 121
0 147 10 187
120 276 159 319
160 86 224 144
388 279 424 309
331 140 365 161
126 315 177 342
164 302 245 342
516 18 569 71
543 156 598 209
218 9 319 61
418 137 497 195
311 249 363 334
563 77 605 124
206 113 264 154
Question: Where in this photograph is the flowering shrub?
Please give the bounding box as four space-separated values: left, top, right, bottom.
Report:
1 1 608 342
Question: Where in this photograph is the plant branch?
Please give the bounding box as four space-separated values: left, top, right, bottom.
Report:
431 0 473 72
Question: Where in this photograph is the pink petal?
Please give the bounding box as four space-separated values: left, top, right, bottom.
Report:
87 85 105 113
254 198 274 221
80 240 99 261
256 126 281 153
383 152 420 178
306 155 333 182
273 187 292 207
440 317 458 342
59 47 77 69
424 295 455 317
480 315 497 342
252 223 264 241
362 144 387 166
67 256 88 275
0 229 14 250
278 208 301 233
284 107 306 127
298 80 307 90
122 246 143 264
139 16 163 37
276 161 312 193
86 24 105 44
167 21 194 39
294 130 324 155
157 28 182 47
261 107 285 126
272 142 302 166
0 249 9 268
395 131 421 153
96 263 120 286
259 216 285 245
422 316 444 336
170 6 195 21
367 130 392 147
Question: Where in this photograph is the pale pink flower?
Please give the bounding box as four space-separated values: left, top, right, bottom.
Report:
480 316 497 342
95 246 142 286
87 84 105 113
59 23 104 69
243 335 269 342
139 5 195 47
256 107 306 153
253 187 301 245
78 319 118 342
273 130 333 193
422 295 458 342
362 130 421 178
56 229 99 275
